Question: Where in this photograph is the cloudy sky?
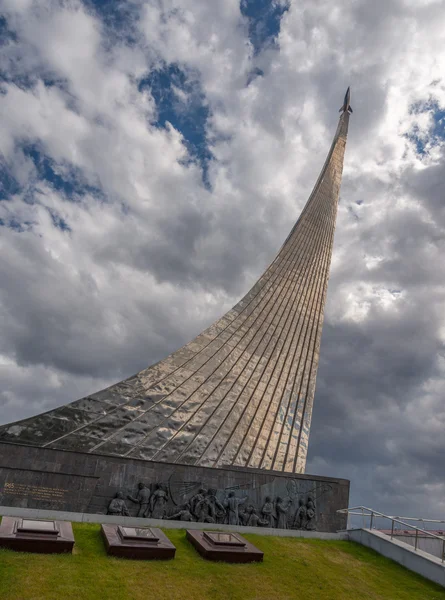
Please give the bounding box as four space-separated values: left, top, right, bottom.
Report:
1 0 445 521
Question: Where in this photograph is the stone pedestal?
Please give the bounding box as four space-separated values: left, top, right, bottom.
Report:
101 525 175 559
186 530 263 563
0 516 74 553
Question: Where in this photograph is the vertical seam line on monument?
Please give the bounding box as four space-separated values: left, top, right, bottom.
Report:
236 123 344 470
283 201 335 473
42 173 321 451
291 134 345 472
164 178 334 467
284 116 347 473
291 115 349 473
183 117 345 468
133 136 339 394
292 116 348 472
274 150 340 471
193 172 334 467
207 123 345 468
36 114 346 457
243 128 343 471
117 176 329 460
85 133 339 458
90 189 322 457
232 169 334 470
256 149 336 471
39 187 314 450
151 237 309 465
199 157 336 468
42 241 294 449
273 125 346 472
37 115 345 452
101 115 343 405
272 115 349 472
208 166 335 469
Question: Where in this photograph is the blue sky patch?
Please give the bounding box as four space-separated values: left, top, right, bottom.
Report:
139 63 212 187
241 0 290 55
0 16 33 91
407 99 445 157
0 159 20 201
1 145 103 232
431 107 445 138
83 0 140 43
0 15 16 45
247 67 265 86
0 215 35 232
23 144 104 202
46 207 71 232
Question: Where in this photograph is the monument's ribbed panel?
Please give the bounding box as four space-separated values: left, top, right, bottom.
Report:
0 111 350 474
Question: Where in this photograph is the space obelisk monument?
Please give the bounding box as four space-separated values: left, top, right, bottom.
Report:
0 91 352 531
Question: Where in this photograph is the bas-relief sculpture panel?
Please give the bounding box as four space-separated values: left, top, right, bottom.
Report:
107 473 329 531
0 443 348 532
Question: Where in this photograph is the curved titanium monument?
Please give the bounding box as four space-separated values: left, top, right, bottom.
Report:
0 93 352 533
0 94 351 475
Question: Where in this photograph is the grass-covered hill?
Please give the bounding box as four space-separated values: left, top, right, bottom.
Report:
1 523 445 600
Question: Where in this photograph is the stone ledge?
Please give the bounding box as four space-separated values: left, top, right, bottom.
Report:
0 506 348 540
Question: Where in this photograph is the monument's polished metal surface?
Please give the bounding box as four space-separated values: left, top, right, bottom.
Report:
0 95 351 474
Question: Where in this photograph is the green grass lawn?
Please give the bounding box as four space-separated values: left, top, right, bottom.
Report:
1 523 445 600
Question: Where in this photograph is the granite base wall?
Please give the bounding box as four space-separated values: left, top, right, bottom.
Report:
0 442 349 533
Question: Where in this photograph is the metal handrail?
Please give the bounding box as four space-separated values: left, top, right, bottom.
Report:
340 507 445 526
337 506 445 563
384 517 445 526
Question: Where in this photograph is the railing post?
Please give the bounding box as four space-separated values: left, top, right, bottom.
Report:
362 507 365 529
415 528 418 551
370 511 374 530
391 519 394 540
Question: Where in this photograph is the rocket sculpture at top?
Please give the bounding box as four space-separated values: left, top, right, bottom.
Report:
0 90 352 474
340 87 353 114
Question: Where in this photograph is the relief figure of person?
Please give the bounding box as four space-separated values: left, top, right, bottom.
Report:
261 496 275 527
194 495 215 523
224 491 247 526
166 502 194 522
305 496 316 531
239 503 249 526
245 505 260 527
190 487 207 520
293 498 307 530
107 491 130 516
150 483 169 519
127 482 151 517
206 489 226 523
276 496 292 530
